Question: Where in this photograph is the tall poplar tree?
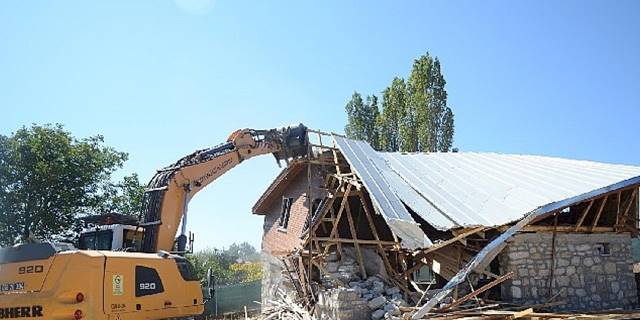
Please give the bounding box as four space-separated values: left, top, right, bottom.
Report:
345 92 382 150
379 77 406 151
344 52 455 152
365 95 381 150
345 92 366 141
408 54 432 152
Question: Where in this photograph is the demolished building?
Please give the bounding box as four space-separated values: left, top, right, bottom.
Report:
253 130 640 319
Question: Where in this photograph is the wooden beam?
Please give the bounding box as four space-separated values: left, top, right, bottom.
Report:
331 138 342 175
616 191 622 226
356 193 414 301
327 184 352 239
439 271 515 311
591 195 609 231
344 200 367 278
306 182 343 239
410 280 425 294
618 189 638 229
414 226 487 259
313 237 399 245
575 200 594 231
527 186 640 226
521 225 615 233
359 194 397 275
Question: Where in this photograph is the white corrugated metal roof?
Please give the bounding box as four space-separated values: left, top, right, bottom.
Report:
334 136 640 235
381 152 640 230
334 136 430 249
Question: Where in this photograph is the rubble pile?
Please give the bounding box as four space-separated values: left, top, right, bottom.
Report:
318 249 409 320
352 278 407 320
261 289 314 320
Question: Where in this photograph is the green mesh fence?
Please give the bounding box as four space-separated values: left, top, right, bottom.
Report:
204 280 262 316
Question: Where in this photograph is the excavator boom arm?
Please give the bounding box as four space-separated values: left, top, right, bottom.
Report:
140 124 307 253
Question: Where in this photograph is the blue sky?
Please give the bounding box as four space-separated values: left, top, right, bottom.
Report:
2 1 639 250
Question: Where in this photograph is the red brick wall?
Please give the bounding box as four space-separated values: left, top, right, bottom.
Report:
261 165 324 256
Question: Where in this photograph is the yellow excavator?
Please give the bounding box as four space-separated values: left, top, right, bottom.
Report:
0 124 307 320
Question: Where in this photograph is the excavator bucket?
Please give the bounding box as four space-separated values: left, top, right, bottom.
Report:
272 124 308 163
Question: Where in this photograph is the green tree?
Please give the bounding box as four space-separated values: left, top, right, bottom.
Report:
0 124 139 245
344 52 455 152
344 92 366 141
364 95 380 150
427 57 454 152
408 54 432 152
439 107 455 152
380 77 406 152
188 248 238 286
92 173 145 215
188 243 263 286
226 241 260 262
345 92 381 149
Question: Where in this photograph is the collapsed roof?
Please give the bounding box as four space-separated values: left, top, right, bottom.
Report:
253 135 640 250
333 136 640 249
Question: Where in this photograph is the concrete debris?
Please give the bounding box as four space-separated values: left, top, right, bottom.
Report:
367 296 386 309
317 249 409 320
261 289 314 320
370 309 385 320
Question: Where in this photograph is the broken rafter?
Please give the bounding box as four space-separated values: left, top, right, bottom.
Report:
414 226 487 259
438 271 514 312
403 228 486 279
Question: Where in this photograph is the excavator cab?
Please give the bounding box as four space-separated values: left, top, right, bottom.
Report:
78 224 144 251
78 213 145 251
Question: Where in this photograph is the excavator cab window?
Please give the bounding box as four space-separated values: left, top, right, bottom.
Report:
122 229 143 251
78 229 113 250
174 256 199 282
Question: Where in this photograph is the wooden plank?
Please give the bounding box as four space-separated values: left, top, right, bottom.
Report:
591 195 609 230
439 272 515 311
575 200 594 230
410 280 425 294
512 308 533 319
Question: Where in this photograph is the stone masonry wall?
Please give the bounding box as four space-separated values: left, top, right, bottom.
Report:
499 232 637 311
